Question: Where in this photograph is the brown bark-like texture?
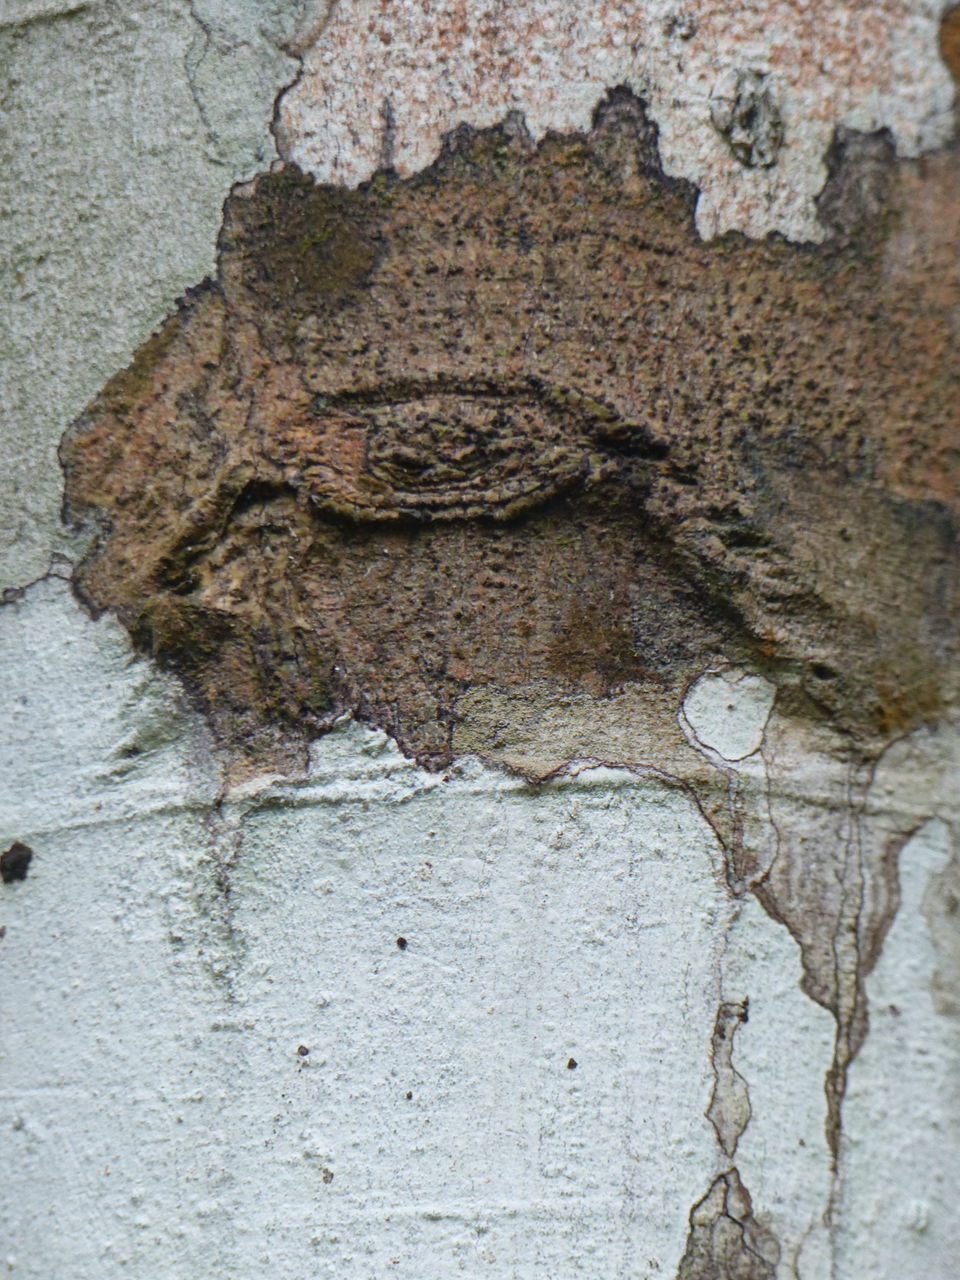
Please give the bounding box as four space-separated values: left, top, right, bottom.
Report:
61 92 960 775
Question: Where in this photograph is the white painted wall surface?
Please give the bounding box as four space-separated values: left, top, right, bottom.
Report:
3 2 960 1276
0 583 727 1276
5 582 960 1275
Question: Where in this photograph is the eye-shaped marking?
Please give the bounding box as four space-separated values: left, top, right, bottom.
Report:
264 378 666 522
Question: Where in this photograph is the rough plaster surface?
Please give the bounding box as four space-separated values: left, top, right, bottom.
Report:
278 0 955 242
834 734 960 1275
0 581 773 1275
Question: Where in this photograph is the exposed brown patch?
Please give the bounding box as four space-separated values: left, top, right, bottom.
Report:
61 92 960 776
676 1169 780 1280
941 6 960 86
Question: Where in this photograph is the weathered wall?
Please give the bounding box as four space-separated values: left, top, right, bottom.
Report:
2 3 960 1277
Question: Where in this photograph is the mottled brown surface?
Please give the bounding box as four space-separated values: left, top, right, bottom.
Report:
942 6 960 86
62 92 960 774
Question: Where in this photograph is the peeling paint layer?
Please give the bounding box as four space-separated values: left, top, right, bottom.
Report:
676 1168 780 1279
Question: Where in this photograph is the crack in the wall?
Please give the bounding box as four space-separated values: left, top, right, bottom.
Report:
1 560 74 606
271 0 339 160
184 2 220 156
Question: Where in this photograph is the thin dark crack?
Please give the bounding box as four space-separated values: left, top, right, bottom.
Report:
2 561 75 605
379 95 397 172
271 0 342 161
185 1 221 154
706 998 751 1158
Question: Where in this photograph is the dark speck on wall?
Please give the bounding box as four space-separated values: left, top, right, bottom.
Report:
1 842 33 884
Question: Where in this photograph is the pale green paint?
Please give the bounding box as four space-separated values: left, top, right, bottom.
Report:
0 0 308 588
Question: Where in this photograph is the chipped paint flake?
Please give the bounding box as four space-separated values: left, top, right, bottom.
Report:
681 668 776 762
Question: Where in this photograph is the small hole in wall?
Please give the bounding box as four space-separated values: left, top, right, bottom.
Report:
1 842 32 884
297 1045 310 1057
566 1057 578 1070
396 936 408 950
405 1090 413 1100
810 662 839 681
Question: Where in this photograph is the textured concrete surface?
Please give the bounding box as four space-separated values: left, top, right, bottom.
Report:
0 581 847 1275
4 581 959 1276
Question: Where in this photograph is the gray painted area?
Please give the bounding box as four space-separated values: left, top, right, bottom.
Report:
0 0 307 589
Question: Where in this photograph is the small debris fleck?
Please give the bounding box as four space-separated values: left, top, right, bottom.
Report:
297 1044 310 1056
664 12 697 40
711 69 784 168
1 842 33 885
321 1167 334 1184
396 936 408 950
405 1090 413 1100
566 1057 578 1070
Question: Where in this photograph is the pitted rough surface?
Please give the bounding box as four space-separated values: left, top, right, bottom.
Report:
63 95 960 773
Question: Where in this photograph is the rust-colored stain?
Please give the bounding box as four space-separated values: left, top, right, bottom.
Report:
941 6 960 85
61 92 960 771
